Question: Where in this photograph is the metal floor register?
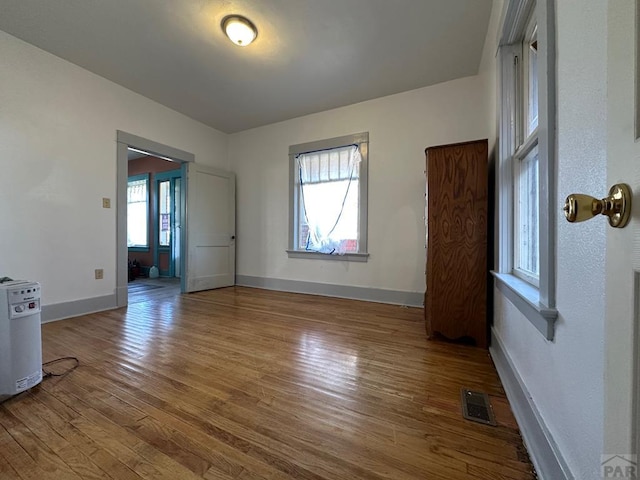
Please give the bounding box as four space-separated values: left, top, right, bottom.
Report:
461 388 497 426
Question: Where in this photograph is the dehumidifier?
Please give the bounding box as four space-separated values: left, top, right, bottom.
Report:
0 280 43 401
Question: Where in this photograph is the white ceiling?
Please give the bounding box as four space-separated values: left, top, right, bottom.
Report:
127 150 148 161
0 0 493 133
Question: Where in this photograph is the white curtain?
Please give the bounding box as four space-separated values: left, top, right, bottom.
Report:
297 145 361 254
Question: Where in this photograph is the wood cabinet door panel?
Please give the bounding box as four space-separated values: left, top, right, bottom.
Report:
425 140 487 347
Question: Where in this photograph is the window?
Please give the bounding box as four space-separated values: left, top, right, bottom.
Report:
288 132 369 261
513 13 540 286
494 0 557 339
127 174 149 249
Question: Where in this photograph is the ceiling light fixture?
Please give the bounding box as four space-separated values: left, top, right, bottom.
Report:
221 15 257 47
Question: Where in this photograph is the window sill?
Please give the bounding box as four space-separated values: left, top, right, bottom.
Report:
492 272 557 340
128 246 150 253
286 250 369 262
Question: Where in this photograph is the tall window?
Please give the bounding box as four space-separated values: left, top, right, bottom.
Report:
513 12 540 286
496 0 557 339
127 175 149 248
288 133 369 260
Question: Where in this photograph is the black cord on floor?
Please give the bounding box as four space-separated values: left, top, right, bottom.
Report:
0 357 79 406
42 356 79 378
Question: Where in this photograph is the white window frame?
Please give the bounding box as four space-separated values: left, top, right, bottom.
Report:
494 0 558 340
287 132 369 262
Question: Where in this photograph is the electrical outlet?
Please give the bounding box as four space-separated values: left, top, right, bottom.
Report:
102 197 111 208
95 269 104 280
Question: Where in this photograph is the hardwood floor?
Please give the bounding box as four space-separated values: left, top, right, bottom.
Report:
127 277 181 305
0 287 535 480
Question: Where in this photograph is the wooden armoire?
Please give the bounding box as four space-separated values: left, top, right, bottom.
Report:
424 139 488 348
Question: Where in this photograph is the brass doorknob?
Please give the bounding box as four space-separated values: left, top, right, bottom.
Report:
563 183 632 228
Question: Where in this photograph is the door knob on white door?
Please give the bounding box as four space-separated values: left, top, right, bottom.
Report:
563 183 631 228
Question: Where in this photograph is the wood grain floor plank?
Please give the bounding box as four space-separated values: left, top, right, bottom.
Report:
4 397 111 480
41 382 205 480
75 367 283 477
0 287 534 479
0 454 22 480
23 391 144 480
0 409 82 480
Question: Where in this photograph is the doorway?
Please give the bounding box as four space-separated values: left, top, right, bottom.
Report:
117 131 237 308
116 131 194 308
126 151 183 303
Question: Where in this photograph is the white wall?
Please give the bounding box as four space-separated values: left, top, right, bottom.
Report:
228 75 491 298
0 31 228 307
492 0 607 478
478 0 502 157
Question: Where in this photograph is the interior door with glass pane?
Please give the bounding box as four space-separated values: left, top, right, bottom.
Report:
155 169 182 277
157 178 172 276
173 177 181 277
184 163 235 292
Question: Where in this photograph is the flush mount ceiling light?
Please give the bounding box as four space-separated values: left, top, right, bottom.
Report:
221 15 257 47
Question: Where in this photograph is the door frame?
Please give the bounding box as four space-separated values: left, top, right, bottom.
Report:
116 131 193 307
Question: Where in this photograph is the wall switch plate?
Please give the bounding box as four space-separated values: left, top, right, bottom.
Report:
102 198 111 208
95 269 104 280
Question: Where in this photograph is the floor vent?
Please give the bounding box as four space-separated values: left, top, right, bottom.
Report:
461 388 497 426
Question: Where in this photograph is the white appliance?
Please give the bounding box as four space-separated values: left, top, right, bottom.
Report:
0 281 42 401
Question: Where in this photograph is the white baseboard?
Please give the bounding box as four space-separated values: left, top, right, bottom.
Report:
235 275 423 307
41 294 117 323
490 328 574 480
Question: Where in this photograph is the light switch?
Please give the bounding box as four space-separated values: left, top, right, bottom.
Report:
102 197 111 208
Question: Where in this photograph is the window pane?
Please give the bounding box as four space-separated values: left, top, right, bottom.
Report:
298 180 359 253
127 178 148 247
310 155 320 183
515 146 539 280
527 29 538 135
329 152 340 180
298 145 359 184
159 180 171 247
319 153 329 182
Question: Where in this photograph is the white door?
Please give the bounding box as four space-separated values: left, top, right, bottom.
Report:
603 0 640 458
184 163 236 292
